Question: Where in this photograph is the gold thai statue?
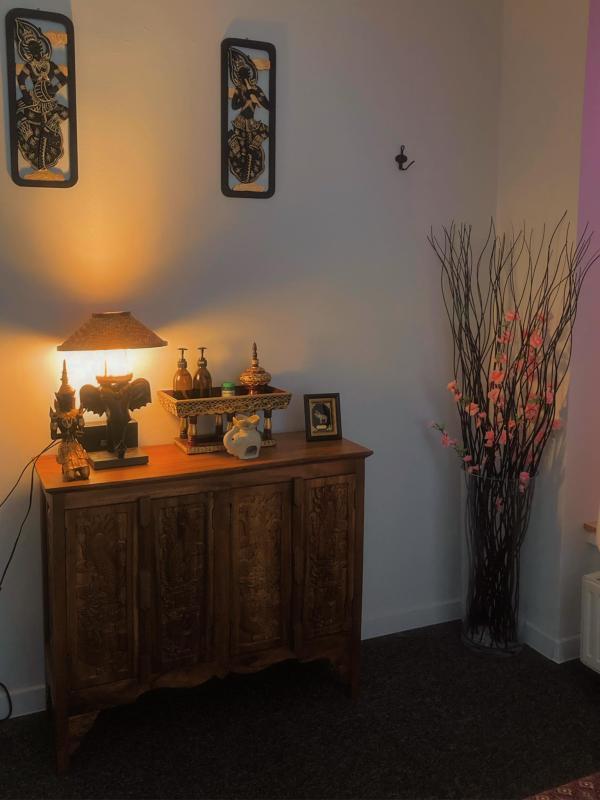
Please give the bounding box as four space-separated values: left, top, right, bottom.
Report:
49 361 90 481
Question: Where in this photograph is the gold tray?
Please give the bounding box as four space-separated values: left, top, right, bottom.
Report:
157 386 292 418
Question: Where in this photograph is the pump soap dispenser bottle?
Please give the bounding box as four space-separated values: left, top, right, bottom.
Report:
193 347 213 398
173 348 193 397
173 348 193 439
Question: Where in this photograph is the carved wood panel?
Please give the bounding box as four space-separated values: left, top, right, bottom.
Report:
66 504 137 690
151 494 214 671
303 475 356 640
230 483 292 655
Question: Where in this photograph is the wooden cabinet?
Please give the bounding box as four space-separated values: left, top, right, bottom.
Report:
36 433 372 772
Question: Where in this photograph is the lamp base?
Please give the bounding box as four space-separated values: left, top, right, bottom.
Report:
87 448 149 470
81 420 139 453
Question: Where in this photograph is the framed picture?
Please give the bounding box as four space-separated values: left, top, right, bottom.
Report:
5 8 78 187
221 37 275 198
304 394 342 442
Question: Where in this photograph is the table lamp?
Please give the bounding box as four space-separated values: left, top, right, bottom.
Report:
57 311 167 469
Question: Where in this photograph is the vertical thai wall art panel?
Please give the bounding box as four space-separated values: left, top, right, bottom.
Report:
5 8 77 187
65 504 137 689
221 37 275 198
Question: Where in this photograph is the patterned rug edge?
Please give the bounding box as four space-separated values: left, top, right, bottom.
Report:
528 773 600 799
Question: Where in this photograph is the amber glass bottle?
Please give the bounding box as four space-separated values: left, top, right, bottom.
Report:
193 346 212 398
173 348 193 398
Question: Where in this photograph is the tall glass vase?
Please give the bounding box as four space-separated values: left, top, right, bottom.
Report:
462 470 536 655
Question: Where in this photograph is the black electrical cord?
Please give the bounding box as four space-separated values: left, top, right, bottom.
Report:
0 682 12 722
0 440 58 721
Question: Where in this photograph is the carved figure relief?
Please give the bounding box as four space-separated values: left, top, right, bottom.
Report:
232 485 290 653
154 496 212 669
5 9 77 186
221 37 275 198
66 506 134 688
304 477 355 639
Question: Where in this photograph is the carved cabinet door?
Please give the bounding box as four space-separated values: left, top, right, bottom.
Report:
302 474 356 641
65 503 138 691
150 493 214 673
229 483 293 658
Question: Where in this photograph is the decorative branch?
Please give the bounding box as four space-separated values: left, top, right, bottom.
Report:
428 216 597 650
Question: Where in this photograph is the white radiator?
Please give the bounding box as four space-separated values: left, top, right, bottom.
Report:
581 572 600 672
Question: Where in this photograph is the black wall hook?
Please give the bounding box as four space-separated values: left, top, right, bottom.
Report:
395 145 414 171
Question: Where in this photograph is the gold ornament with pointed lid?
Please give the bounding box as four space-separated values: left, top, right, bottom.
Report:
239 342 271 394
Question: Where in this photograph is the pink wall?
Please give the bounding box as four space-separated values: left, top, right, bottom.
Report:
572 0 600 509
579 0 600 234
560 0 600 639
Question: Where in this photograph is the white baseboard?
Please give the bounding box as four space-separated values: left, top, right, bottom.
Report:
558 635 581 662
5 610 577 720
362 598 462 640
1 683 46 719
520 620 580 663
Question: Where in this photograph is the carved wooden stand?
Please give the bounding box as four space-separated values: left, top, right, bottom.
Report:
36 432 372 772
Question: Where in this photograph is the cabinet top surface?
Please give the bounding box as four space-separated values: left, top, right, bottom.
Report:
36 432 373 494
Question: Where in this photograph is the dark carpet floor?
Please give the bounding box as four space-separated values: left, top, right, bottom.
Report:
2 621 600 800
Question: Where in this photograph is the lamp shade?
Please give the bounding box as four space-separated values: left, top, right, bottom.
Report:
57 311 167 351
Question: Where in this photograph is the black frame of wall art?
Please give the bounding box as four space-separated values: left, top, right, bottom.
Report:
221 37 276 199
5 7 78 187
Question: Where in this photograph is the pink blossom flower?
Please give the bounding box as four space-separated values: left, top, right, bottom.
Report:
490 370 505 384
497 330 513 345
463 455 473 463
534 430 545 446
488 388 500 403
497 353 508 363
499 429 507 445
508 419 517 430
552 418 562 431
453 391 463 402
467 465 480 474
447 380 458 392
545 388 554 404
441 432 456 448
505 310 519 322
529 331 543 349
466 402 479 416
525 402 538 421
519 471 531 493
484 430 495 448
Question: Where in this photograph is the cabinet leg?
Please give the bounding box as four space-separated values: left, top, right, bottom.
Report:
54 710 99 773
68 710 99 756
348 651 360 701
54 709 70 774
329 650 360 700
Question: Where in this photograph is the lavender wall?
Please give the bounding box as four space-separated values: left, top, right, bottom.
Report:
0 0 503 717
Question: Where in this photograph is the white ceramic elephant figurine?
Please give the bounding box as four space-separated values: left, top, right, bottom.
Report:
223 414 262 460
